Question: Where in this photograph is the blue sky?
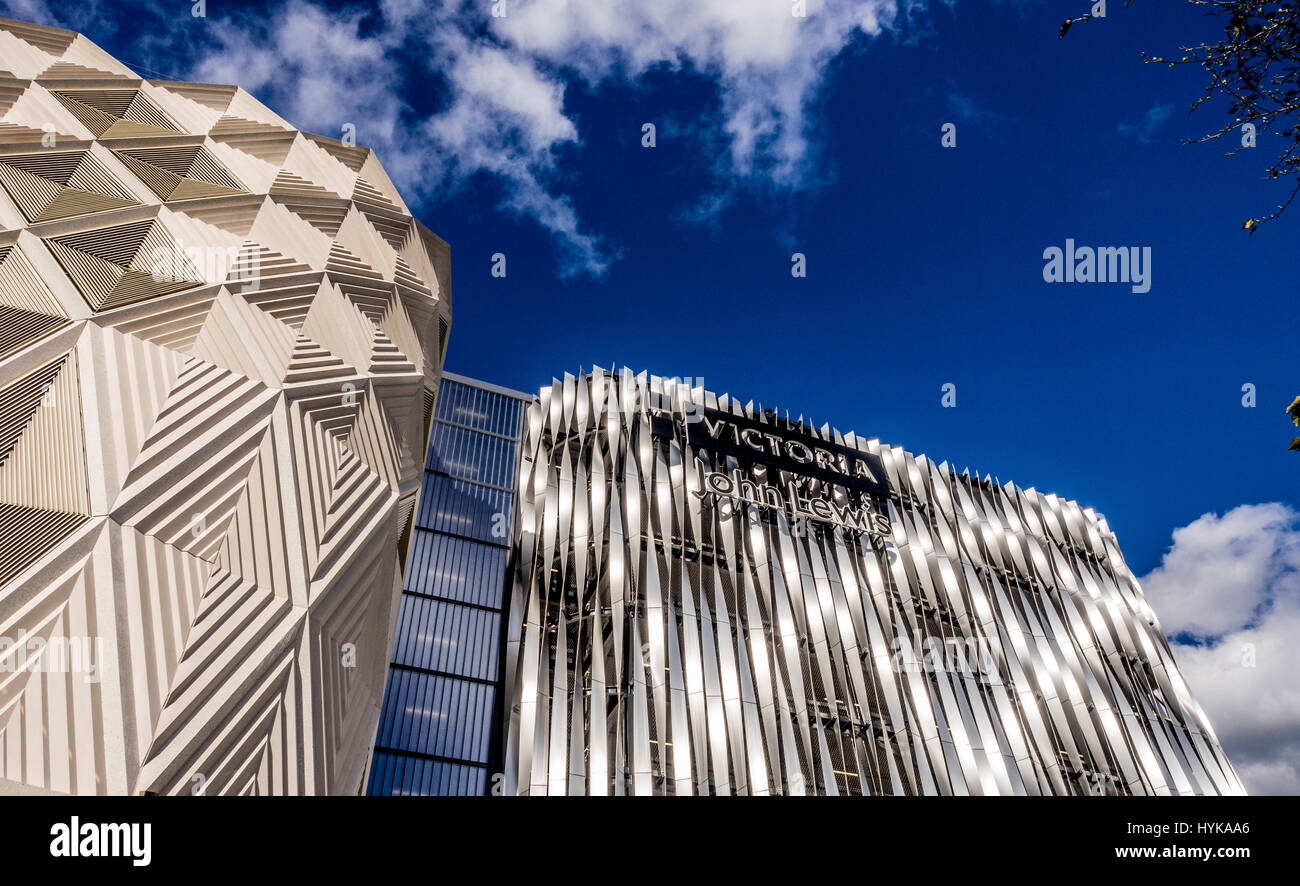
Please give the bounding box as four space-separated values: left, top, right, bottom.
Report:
7 0 1298 791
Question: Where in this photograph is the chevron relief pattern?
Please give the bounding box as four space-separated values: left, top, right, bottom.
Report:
112 145 247 202
0 17 450 795
0 150 140 221
0 352 89 589
44 217 208 311
49 88 183 138
505 369 1246 796
0 244 70 359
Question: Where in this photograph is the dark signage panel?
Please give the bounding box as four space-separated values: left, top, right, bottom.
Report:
682 407 890 497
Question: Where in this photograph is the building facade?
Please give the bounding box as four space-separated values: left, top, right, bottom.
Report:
367 374 527 796
0 14 1241 799
500 368 1244 796
0 18 449 795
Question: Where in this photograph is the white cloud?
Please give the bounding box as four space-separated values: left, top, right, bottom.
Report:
0 0 111 36
185 0 422 190
156 0 924 276
1118 103 1175 144
157 0 610 274
0 0 55 26
1143 502 1299 637
1140 503 1300 795
491 0 915 185
421 21 610 276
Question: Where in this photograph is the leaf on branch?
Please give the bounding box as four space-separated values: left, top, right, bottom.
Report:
1288 396 1300 425
1243 218 1258 234
1289 436 1300 451
1059 12 1101 40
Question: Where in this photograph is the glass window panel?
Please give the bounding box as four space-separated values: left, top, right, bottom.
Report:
417 474 514 544
366 751 487 796
391 595 501 681
435 379 524 437
375 669 494 763
425 422 518 488
404 531 508 607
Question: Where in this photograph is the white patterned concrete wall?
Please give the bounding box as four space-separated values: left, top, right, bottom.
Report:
0 17 449 795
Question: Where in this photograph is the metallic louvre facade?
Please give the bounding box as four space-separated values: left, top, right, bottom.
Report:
367 374 527 796
0 19 449 795
502 368 1245 796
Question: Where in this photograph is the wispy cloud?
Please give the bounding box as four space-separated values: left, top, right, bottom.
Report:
489 0 921 187
946 91 996 125
1142 503 1300 794
0 0 111 39
1118 103 1175 144
0 0 56 26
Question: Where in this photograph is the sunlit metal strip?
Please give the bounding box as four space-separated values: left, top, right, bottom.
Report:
500 370 1245 795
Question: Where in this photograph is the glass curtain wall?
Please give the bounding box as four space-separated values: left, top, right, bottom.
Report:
366 374 527 795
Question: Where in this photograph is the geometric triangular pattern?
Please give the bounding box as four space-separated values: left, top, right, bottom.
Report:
0 350 89 513
0 354 67 470
112 145 246 201
0 17 76 54
0 15 451 796
0 244 70 359
43 217 207 310
0 352 89 589
0 150 139 221
49 87 183 138
0 531 106 795
287 386 393 580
